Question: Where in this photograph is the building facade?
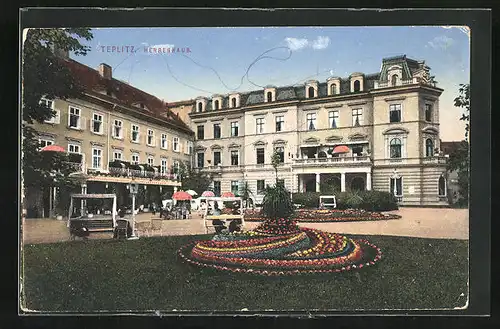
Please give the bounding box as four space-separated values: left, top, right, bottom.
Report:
25 54 195 218
187 55 449 206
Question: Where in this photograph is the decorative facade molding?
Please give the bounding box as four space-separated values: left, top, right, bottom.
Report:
382 127 410 135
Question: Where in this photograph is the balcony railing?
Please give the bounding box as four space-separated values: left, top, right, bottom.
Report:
422 156 447 164
86 166 179 180
375 79 417 89
292 155 371 166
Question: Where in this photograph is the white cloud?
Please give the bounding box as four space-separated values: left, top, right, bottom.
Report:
284 37 309 51
284 36 330 51
428 35 454 50
311 36 330 50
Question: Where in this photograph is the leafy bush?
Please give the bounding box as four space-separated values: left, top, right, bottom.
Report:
292 192 321 208
336 192 363 209
337 191 398 211
261 184 295 220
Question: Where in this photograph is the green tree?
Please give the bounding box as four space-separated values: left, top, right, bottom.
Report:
448 83 470 206
177 162 213 195
22 28 93 189
240 181 254 208
271 151 282 184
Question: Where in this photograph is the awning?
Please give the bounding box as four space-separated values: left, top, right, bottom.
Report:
332 145 350 154
41 145 65 152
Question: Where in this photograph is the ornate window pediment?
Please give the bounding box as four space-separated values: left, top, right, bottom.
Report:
253 140 267 147
348 133 368 141
228 143 241 149
210 144 223 150
382 127 409 135
194 145 207 151
325 135 343 142
422 126 439 134
303 136 320 144
272 139 287 145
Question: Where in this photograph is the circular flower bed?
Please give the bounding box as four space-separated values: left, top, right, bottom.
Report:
243 208 401 222
177 219 382 276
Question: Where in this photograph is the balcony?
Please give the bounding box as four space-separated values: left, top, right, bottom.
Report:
292 155 371 167
375 79 417 89
422 156 448 165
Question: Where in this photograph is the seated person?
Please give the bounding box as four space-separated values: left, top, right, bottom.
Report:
212 218 227 234
213 203 221 216
228 219 242 233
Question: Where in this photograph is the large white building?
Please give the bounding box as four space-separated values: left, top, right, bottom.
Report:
185 55 449 206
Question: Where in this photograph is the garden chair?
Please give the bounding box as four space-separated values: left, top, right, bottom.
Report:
114 219 129 239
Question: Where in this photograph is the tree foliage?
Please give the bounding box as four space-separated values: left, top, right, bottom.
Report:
271 151 282 184
454 83 470 141
261 183 295 221
177 162 213 195
22 28 93 190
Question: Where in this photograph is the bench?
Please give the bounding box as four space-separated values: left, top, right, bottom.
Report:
204 214 244 234
69 219 114 239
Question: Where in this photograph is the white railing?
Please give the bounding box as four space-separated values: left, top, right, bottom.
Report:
422 156 447 164
94 166 179 180
375 79 417 89
293 155 371 166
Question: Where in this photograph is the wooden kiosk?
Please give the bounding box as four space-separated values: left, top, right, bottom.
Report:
203 196 245 234
67 193 118 237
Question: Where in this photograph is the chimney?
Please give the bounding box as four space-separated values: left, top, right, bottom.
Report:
99 63 112 79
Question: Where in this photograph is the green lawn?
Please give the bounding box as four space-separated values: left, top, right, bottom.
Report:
21 234 468 312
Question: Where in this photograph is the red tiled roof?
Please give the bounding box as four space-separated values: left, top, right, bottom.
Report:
62 59 193 134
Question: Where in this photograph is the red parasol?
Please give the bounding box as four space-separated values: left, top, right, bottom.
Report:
221 191 235 197
332 145 350 154
201 191 215 197
41 145 65 152
172 191 193 201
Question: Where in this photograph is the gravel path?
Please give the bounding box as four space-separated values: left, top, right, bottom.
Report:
21 207 468 245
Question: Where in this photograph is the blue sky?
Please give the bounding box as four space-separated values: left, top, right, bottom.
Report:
71 26 470 141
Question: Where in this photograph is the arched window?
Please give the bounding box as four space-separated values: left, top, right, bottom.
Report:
391 74 398 86
425 138 434 157
390 138 402 158
214 100 219 110
308 86 315 98
267 91 273 102
330 84 337 95
353 80 361 92
231 97 237 108
197 102 203 112
438 175 446 196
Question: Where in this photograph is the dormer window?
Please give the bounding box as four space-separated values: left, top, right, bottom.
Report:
214 100 219 110
267 91 273 102
197 102 203 112
331 84 337 95
308 87 315 98
391 74 398 86
354 80 361 92
231 97 237 108
195 98 207 112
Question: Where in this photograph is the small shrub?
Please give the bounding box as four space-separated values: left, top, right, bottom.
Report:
261 184 295 220
337 191 398 211
292 192 321 208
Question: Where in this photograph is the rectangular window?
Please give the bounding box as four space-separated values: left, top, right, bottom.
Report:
113 150 122 161
160 158 168 175
147 157 154 166
390 177 403 197
275 146 285 163
113 120 123 138
197 125 204 140
425 104 433 122
277 179 285 188
68 106 81 129
172 137 179 152
257 180 265 194
213 181 221 197
329 111 339 129
197 152 205 168
231 122 239 137
188 141 193 155
231 181 239 196
41 99 60 124
92 113 104 134
213 123 221 139
231 150 239 166
213 151 221 166
389 104 402 123
275 116 284 132
131 153 139 165
161 133 168 149
256 118 264 134
256 148 265 164
38 139 54 149
68 143 81 154
352 145 363 156
147 129 155 146
92 148 102 169
306 113 316 131
352 108 363 126
40 98 53 111
131 124 140 143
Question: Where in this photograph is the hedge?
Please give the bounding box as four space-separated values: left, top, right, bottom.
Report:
292 191 398 212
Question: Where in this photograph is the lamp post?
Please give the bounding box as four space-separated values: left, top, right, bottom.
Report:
128 182 139 240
